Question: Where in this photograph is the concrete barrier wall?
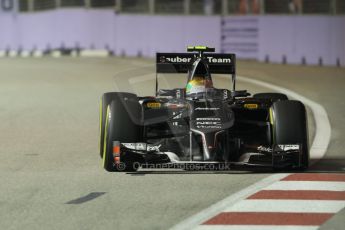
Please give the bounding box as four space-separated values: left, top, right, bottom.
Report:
0 10 221 57
0 9 344 66
258 16 345 66
114 15 220 57
0 9 114 50
220 17 259 60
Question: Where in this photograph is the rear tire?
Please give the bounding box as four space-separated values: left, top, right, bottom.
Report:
254 93 288 101
99 92 138 158
102 94 142 172
271 100 309 170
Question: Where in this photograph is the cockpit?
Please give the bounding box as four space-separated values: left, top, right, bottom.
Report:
186 59 215 99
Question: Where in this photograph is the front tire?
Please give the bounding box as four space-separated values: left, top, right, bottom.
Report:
102 94 141 172
99 92 138 158
271 100 309 170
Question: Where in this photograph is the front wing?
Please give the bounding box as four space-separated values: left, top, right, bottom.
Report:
114 142 304 170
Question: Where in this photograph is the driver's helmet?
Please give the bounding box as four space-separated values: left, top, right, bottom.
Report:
186 74 213 96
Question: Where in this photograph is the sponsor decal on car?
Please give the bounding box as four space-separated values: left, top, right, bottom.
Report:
146 102 161 108
196 118 221 120
195 107 220 111
257 146 272 153
278 144 300 151
196 117 222 129
244 103 258 109
159 56 231 64
122 143 161 152
161 56 192 63
257 145 300 153
206 57 232 63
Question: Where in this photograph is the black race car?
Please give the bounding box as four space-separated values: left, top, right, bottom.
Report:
99 46 309 172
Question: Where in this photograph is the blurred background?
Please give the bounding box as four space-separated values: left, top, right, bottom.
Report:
0 0 344 66
0 2 344 230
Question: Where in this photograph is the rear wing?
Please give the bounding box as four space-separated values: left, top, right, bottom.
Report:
156 53 236 74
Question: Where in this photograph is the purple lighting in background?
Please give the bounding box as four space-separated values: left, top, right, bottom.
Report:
0 8 344 66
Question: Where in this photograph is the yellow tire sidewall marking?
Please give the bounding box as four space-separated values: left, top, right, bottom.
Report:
99 97 103 149
102 105 110 167
269 107 275 143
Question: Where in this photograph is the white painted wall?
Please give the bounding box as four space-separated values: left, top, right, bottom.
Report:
258 16 345 66
0 10 344 66
0 9 114 50
114 15 221 57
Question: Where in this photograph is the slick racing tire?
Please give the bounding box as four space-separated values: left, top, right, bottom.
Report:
271 100 309 170
102 95 142 172
254 93 288 102
99 92 138 158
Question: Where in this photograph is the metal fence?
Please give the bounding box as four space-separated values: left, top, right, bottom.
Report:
16 0 345 14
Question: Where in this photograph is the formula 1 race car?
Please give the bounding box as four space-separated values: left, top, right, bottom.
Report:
99 46 309 172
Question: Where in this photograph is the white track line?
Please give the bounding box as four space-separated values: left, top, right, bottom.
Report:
223 200 345 213
170 174 290 230
193 226 319 230
170 76 331 230
265 181 345 191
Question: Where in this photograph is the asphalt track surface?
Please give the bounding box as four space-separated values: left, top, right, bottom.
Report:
0 57 344 230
